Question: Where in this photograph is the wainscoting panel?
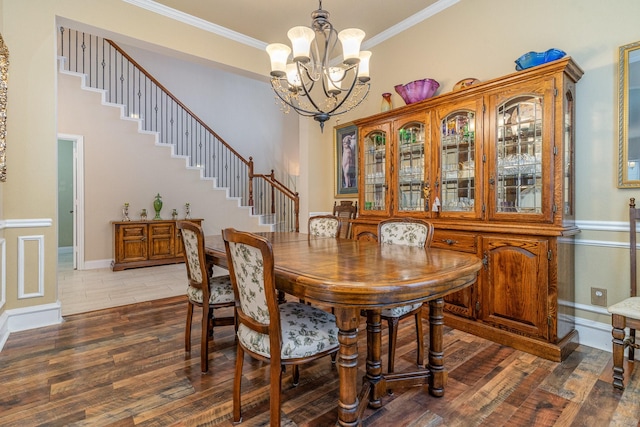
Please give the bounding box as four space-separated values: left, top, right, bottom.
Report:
17 235 45 299
0 238 5 310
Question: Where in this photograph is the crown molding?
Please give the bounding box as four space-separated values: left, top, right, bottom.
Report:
124 0 460 52
363 0 460 50
122 0 267 50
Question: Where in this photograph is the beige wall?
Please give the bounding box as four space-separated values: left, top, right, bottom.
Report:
1 0 639 334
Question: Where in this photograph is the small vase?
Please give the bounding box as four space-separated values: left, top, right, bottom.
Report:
381 93 393 112
140 209 147 221
171 209 178 220
153 193 163 220
122 203 130 221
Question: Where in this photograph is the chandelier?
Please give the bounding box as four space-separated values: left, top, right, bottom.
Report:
265 1 371 131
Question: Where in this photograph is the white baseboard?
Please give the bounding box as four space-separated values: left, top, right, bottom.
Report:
0 301 63 351
0 311 8 352
83 259 114 270
574 316 612 353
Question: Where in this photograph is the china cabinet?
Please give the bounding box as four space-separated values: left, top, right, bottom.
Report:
352 57 582 361
112 219 202 271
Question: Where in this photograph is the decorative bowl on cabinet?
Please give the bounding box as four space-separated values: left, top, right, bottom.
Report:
515 48 566 71
453 78 480 91
394 78 440 105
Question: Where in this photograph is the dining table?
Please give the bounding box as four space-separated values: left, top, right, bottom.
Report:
204 231 482 427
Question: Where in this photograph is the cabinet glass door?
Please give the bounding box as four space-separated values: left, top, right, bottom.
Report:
495 95 543 214
363 129 388 213
439 110 476 214
563 90 575 218
397 121 426 212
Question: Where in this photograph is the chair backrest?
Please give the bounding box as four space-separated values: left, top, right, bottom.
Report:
378 217 434 248
222 228 282 360
308 214 341 237
630 198 640 297
333 201 358 239
177 221 209 296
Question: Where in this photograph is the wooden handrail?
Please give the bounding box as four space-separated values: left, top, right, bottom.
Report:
60 27 300 231
252 170 299 199
252 169 300 232
105 39 249 166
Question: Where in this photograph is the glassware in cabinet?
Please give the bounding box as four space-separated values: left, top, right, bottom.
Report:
363 127 389 213
438 110 477 214
494 95 543 214
397 121 427 212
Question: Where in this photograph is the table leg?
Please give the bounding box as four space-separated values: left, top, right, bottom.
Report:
334 307 361 427
428 298 446 397
366 309 383 408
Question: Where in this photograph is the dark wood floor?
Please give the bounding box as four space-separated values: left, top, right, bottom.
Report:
1 296 639 426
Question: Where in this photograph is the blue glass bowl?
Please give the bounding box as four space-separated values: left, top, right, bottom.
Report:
515 48 566 71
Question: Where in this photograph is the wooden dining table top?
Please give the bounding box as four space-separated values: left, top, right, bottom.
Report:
204 231 482 309
205 231 483 426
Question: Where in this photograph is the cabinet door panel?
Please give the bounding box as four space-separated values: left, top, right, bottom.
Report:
117 224 147 263
444 287 474 318
360 123 391 216
395 112 430 215
487 79 555 222
433 97 484 219
433 230 478 318
149 222 175 259
480 236 549 339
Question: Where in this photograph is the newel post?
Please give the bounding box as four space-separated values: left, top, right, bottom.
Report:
248 157 254 214
270 170 276 214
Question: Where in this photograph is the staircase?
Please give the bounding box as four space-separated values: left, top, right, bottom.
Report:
57 26 299 232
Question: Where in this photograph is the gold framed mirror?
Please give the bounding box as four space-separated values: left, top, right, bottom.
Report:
0 34 7 182
618 40 640 187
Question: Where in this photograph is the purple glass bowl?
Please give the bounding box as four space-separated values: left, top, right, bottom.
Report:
394 79 440 105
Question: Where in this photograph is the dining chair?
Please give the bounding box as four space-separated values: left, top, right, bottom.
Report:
377 217 434 374
608 197 640 389
177 221 235 373
332 201 358 239
308 214 341 237
222 228 340 426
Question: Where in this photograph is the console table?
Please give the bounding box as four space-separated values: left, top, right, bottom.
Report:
112 219 202 271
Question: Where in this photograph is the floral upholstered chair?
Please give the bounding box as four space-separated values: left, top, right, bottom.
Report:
378 217 434 373
222 228 339 426
308 214 341 238
177 221 235 373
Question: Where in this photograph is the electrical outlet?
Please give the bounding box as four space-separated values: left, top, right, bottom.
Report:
591 287 607 307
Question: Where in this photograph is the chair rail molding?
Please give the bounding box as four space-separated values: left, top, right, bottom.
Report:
576 219 630 232
0 218 53 229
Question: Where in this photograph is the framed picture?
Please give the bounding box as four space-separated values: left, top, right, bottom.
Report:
334 123 358 197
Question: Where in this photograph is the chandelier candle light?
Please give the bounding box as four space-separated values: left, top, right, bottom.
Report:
266 0 371 131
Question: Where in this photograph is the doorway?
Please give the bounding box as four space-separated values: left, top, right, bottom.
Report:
57 134 85 270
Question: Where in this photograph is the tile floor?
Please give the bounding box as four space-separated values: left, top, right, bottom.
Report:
57 253 228 316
